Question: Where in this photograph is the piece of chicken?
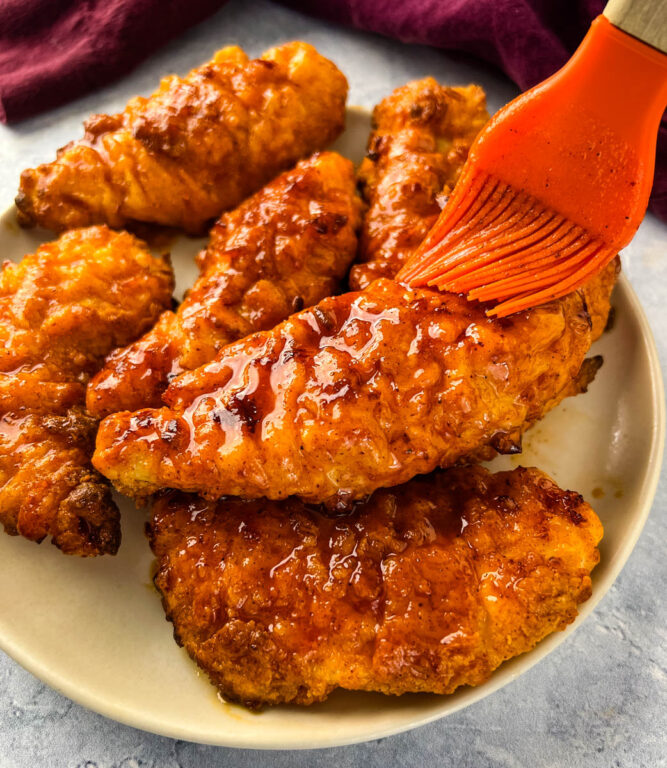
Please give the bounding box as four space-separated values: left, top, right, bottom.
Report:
350 78 489 291
93 260 617 507
0 227 173 555
148 465 602 708
15 43 347 234
86 152 362 418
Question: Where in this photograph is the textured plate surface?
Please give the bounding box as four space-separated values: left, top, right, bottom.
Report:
0 107 663 750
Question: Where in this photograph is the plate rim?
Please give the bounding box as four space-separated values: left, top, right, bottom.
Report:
0 213 664 750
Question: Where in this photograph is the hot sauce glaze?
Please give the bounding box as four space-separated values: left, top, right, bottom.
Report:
94 262 616 507
148 465 602 707
86 151 362 418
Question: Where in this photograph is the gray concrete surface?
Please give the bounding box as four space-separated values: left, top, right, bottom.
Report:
0 0 665 765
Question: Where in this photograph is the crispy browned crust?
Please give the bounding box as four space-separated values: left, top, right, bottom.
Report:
0 226 174 555
148 465 602 708
16 43 348 234
86 152 362 418
93 260 616 506
350 79 489 291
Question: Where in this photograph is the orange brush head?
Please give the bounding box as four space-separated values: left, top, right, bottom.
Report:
398 16 667 316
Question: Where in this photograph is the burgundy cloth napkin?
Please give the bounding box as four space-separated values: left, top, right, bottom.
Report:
1 0 664 221
0 0 225 123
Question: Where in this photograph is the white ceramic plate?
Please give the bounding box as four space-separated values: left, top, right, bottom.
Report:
0 108 663 750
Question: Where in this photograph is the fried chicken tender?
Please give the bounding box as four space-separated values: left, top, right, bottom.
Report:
93 261 616 506
86 152 362 418
16 43 347 234
148 465 602 707
350 78 489 291
0 227 173 555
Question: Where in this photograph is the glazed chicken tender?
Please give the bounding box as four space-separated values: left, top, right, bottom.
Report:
350 78 489 290
87 152 362 417
16 43 347 234
149 465 602 707
0 227 173 555
93 262 616 506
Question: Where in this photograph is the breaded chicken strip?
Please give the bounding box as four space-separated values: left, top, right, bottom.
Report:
0 227 173 555
350 79 489 290
148 465 602 708
86 152 362 417
93 261 616 507
16 43 347 234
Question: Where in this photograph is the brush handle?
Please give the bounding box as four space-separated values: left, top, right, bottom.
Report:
604 0 667 54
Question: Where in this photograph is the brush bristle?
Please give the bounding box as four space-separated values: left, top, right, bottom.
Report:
398 170 617 317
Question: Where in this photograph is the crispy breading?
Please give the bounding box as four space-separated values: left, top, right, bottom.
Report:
93 262 616 507
86 152 362 417
350 79 489 290
0 227 173 555
16 43 347 234
148 465 602 707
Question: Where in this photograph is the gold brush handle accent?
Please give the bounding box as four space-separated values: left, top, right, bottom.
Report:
604 0 667 54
